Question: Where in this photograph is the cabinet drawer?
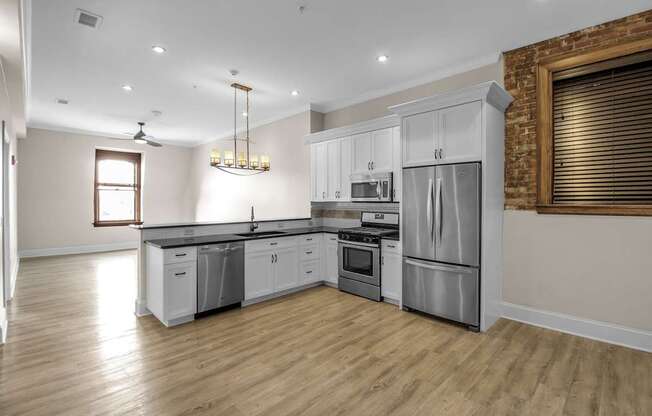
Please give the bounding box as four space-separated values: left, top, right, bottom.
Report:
300 260 320 282
300 243 320 261
381 239 401 254
324 233 338 244
163 246 197 264
246 237 297 253
299 234 320 246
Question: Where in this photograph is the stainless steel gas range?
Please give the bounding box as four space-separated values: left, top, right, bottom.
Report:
338 212 399 301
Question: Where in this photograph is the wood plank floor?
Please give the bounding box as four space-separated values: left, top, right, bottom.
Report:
1 250 650 415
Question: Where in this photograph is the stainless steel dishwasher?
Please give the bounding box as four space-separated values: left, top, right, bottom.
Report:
197 242 245 314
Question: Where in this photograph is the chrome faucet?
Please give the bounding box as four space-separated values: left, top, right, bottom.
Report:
250 206 259 232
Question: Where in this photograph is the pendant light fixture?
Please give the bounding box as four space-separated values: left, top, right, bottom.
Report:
210 82 269 175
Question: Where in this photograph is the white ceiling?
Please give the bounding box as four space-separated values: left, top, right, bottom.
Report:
27 0 652 146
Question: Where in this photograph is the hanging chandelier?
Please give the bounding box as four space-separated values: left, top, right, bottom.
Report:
210 82 269 175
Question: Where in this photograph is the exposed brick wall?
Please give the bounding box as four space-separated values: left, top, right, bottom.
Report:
503 10 652 210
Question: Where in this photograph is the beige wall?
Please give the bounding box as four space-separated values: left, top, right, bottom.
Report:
18 128 194 252
190 111 312 223
323 63 502 129
504 210 652 332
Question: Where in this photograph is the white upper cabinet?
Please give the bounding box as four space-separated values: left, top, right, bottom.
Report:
351 132 372 174
352 128 394 173
401 101 482 166
339 137 352 201
306 116 401 202
402 111 437 167
326 140 341 201
311 142 328 201
438 101 482 164
371 128 393 172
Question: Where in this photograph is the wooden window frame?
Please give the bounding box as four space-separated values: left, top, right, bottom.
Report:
536 38 652 216
93 149 143 227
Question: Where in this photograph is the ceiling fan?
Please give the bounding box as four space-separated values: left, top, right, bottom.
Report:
120 122 162 147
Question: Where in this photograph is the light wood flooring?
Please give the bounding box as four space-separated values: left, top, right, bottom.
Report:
1 250 650 415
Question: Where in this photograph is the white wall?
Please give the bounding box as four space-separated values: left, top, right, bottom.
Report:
503 210 652 332
17 128 194 254
190 111 312 222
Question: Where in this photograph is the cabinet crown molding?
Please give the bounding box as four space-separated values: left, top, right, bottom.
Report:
388 81 513 117
304 115 399 145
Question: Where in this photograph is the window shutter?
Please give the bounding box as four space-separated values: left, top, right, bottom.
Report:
552 58 652 205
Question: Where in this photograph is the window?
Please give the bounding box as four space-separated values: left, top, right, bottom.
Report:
536 38 652 216
94 149 142 226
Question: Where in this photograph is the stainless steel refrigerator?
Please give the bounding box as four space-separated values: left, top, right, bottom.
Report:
402 163 480 331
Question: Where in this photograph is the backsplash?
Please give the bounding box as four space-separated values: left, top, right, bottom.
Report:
311 202 399 220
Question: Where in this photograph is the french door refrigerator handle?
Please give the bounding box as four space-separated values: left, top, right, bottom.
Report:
405 258 473 274
435 177 442 244
426 178 434 242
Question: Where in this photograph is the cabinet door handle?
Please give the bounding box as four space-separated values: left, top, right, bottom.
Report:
306 238 313 241
381 256 384 266
270 242 278 246
306 251 312 255
322 191 326 199
306 270 312 274
174 272 186 277
439 148 443 159
274 254 278 263
271 254 274 263
367 161 371 170
434 149 438 159
371 161 374 170
387 244 396 248
175 253 187 257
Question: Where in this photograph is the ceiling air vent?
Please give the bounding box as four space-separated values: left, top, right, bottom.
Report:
74 9 103 29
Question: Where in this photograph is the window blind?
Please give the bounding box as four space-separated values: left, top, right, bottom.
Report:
552 57 652 205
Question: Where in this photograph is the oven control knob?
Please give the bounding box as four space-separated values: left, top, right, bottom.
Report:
364 237 373 243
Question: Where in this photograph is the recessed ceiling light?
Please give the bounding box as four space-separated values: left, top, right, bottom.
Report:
122 84 133 92
291 90 299 96
151 45 166 54
377 55 389 63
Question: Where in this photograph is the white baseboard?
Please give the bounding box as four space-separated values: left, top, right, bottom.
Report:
501 302 652 353
19 241 139 258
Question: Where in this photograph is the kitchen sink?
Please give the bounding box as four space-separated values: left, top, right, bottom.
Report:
235 230 287 238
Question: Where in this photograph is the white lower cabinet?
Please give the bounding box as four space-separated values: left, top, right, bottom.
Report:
381 239 402 303
146 245 197 327
244 249 276 299
275 246 300 291
324 234 339 285
245 237 299 300
244 233 340 303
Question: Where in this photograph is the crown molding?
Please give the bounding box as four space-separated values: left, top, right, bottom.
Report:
389 80 513 117
304 115 399 145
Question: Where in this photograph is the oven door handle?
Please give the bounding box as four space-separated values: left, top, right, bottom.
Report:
338 240 379 249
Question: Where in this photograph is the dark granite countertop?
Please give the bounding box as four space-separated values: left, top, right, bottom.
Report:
130 217 312 230
145 226 343 249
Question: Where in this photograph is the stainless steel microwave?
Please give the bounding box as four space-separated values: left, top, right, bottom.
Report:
350 172 393 202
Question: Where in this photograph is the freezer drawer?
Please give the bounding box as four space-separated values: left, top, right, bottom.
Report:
402 257 479 328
